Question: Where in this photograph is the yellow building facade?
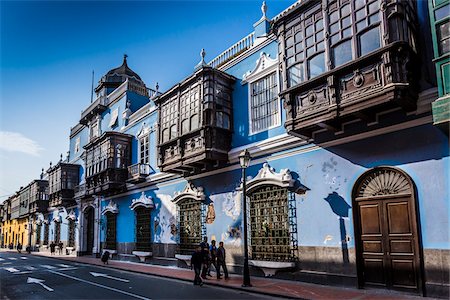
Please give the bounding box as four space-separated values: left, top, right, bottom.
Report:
2 218 29 247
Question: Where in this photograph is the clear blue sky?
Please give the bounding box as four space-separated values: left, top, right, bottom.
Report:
0 0 296 202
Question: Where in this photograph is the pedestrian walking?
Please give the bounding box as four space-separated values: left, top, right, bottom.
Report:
58 241 63 255
216 241 229 279
50 241 56 255
16 242 22 254
209 240 218 277
199 236 210 279
190 246 204 286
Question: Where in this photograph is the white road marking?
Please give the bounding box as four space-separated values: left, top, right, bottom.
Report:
14 271 32 275
50 270 151 300
56 264 71 268
24 266 37 271
0 258 4 261
20 257 28 260
2 262 12 265
90 272 130 282
56 267 78 271
40 265 56 269
8 257 17 260
27 277 54 292
4 267 19 272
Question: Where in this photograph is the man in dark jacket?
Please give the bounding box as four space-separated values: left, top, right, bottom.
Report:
199 237 210 279
216 241 229 279
191 246 204 286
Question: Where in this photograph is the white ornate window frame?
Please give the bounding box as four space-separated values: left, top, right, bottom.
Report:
65 209 77 221
242 52 281 136
130 192 155 210
102 200 119 215
172 182 205 205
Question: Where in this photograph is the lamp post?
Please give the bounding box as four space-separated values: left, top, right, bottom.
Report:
239 149 252 287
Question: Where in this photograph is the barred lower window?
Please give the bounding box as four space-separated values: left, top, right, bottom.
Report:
249 185 295 262
178 198 203 255
35 224 41 244
105 213 117 250
54 222 61 244
44 223 49 245
68 220 76 247
135 207 151 251
250 72 280 134
139 135 149 164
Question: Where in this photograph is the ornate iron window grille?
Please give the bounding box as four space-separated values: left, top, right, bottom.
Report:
35 224 41 245
105 212 117 250
176 198 204 255
54 222 61 244
249 185 297 262
135 207 152 251
43 223 49 245
68 219 76 247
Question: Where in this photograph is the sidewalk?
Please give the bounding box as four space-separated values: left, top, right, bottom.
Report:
3 249 423 299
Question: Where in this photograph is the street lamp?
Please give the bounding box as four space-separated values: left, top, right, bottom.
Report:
239 149 252 287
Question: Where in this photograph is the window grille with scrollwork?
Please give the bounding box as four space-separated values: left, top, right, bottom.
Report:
68 219 76 247
249 185 297 262
176 198 206 255
54 222 61 244
135 207 152 251
105 212 117 250
44 223 49 245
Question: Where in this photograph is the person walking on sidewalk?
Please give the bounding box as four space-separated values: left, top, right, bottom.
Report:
209 240 218 277
16 242 22 254
200 236 210 279
50 241 56 255
216 241 229 279
58 241 63 255
191 246 204 286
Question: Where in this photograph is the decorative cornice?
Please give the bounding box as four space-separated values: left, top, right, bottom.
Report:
172 182 205 204
241 163 296 193
102 200 119 215
136 122 151 139
130 192 154 210
242 52 278 84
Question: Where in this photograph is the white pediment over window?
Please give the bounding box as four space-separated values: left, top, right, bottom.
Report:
130 192 154 210
242 163 299 193
172 182 205 204
65 210 77 221
52 210 62 223
109 108 119 127
102 200 119 215
137 122 151 139
242 52 278 84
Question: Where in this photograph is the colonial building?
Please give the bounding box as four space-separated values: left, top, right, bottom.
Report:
1 1 448 298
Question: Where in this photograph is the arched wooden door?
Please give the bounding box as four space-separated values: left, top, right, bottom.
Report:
352 167 422 293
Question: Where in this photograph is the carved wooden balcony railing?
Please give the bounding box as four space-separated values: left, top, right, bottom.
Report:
47 162 80 208
127 163 151 183
273 0 419 141
74 183 86 199
155 67 235 175
84 131 132 196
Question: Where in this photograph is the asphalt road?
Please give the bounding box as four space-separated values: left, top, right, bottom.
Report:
0 252 279 300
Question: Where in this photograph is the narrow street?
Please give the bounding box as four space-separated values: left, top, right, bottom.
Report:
0 252 281 300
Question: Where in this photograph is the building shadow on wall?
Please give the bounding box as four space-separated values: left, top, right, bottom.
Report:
324 192 351 265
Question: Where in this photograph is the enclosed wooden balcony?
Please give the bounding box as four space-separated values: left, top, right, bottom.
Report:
29 180 49 213
155 66 235 175
273 0 419 141
47 162 80 208
84 131 132 196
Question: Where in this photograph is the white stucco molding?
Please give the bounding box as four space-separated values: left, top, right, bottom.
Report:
242 52 278 84
102 200 119 215
130 192 155 210
35 213 44 225
172 182 205 205
52 210 62 223
136 122 151 139
240 162 307 194
65 210 77 221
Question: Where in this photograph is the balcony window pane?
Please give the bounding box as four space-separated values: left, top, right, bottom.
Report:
295 31 303 43
355 0 365 10
286 37 294 48
331 33 340 44
295 42 303 52
306 25 314 36
359 26 380 56
287 56 295 67
356 8 366 21
369 13 379 25
368 1 379 14
317 41 324 51
191 114 199 131
438 20 450 55
330 23 339 34
330 11 339 24
307 46 315 56
250 72 279 133
316 30 324 41
333 40 353 67
287 46 295 57
306 36 314 47
308 53 325 78
296 52 304 61
288 64 304 87
315 19 324 31
341 4 351 16
342 16 352 28
356 20 367 32
343 27 352 38
435 4 450 21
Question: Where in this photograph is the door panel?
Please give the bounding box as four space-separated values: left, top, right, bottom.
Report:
387 202 411 234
